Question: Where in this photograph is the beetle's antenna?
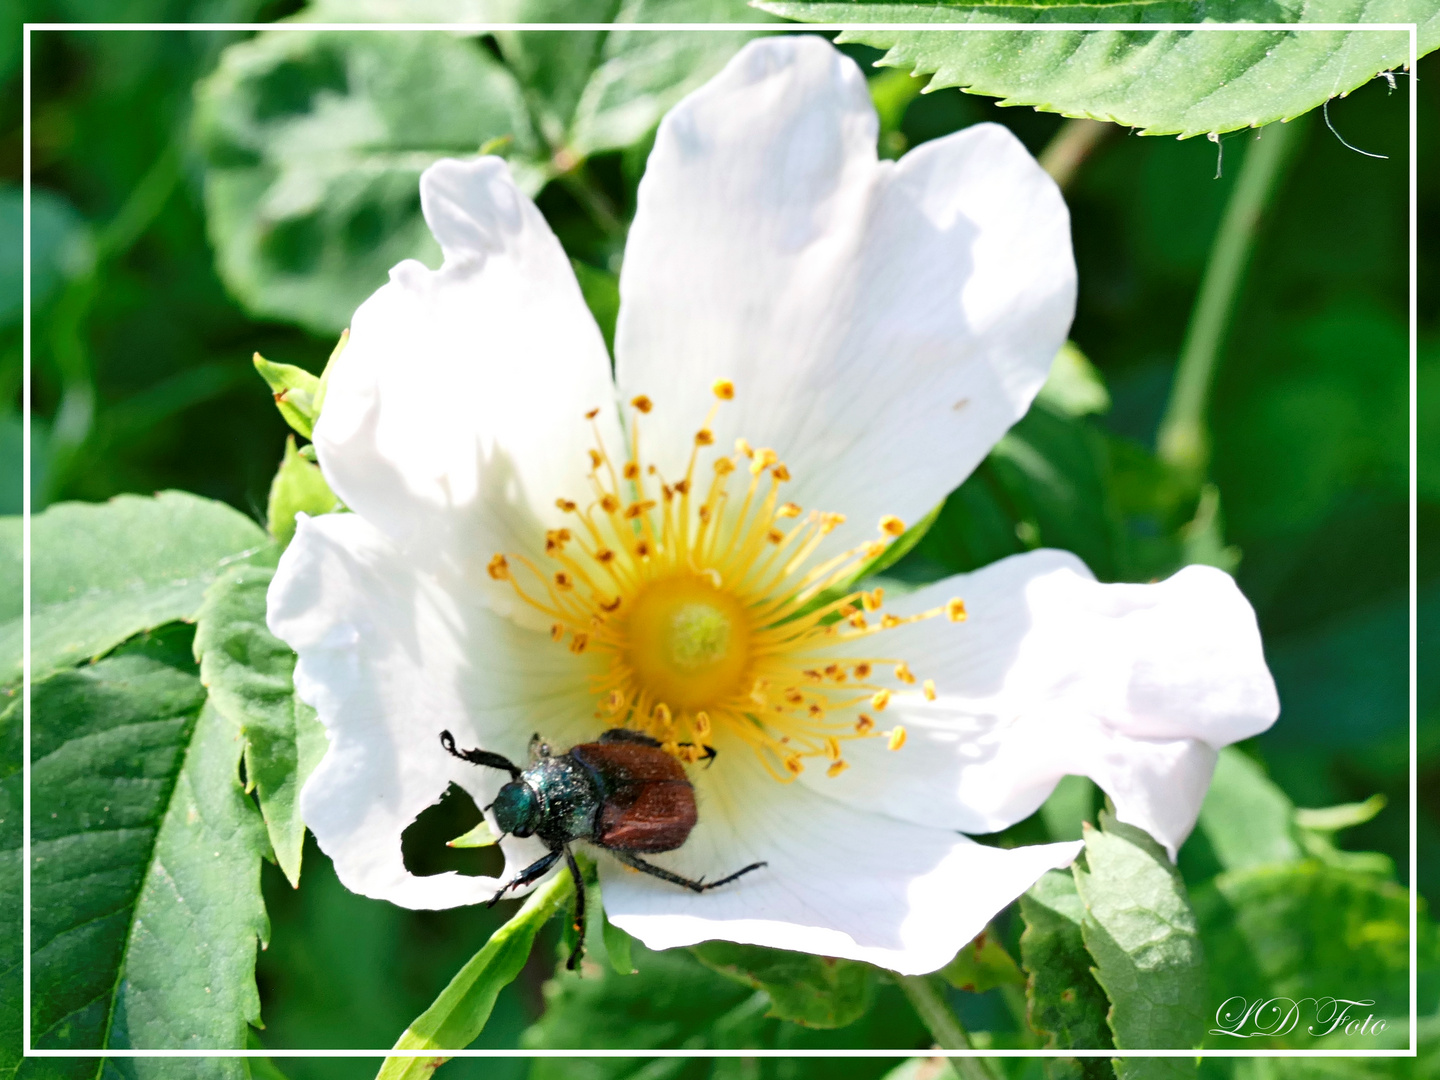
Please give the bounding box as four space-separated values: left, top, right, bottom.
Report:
439 730 522 779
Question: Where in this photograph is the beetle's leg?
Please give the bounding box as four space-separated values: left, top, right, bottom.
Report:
609 851 767 893
529 733 551 761
440 730 521 780
687 743 718 767
486 848 562 908
563 846 586 972
598 728 663 748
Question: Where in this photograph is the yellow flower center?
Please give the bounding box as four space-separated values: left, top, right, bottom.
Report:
487 382 965 782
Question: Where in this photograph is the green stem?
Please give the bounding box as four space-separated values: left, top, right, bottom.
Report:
1038 118 1112 191
557 162 627 243
1155 117 1307 476
896 975 994 1080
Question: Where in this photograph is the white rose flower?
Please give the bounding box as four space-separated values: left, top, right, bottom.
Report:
267 34 1279 976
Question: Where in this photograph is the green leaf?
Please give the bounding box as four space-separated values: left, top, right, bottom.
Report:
690 941 875 1028
0 491 269 686
488 0 774 160
267 435 341 548
523 935 926 1068
1196 747 1302 872
1195 861 1424 1048
1073 812 1207 1054
1019 869 1114 1051
194 30 539 336
571 259 620 356
757 7 1434 139
938 927 1025 994
194 555 328 888
29 646 269 1052
600 906 636 978
377 868 575 1076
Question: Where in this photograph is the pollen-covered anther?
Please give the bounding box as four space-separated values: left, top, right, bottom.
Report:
584 407 600 420
596 549 615 563
605 689 626 714
807 703 825 719
772 464 791 482
694 712 712 738
848 612 867 630
713 379 735 401
556 498 577 512
819 512 847 535
750 678 771 706
895 663 916 685
588 450 603 470
634 540 652 558
550 623 564 642
862 588 884 612
853 662 871 679
623 462 640 480
714 458 736 476
778 502 802 518
653 702 672 726
554 571 575 590
855 714 875 734
749 448 777 476
767 529 784 544
569 633 589 654
486 554 510 580
879 515 906 537
599 596 622 612
946 598 968 622
871 689 891 711
825 737 841 761
695 429 714 447
600 494 621 513
784 755 804 776
827 760 850 778
887 726 908 751
735 438 753 457
631 395 653 414
923 679 936 701
880 614 902 629
784 689 805 705
624 500 656 519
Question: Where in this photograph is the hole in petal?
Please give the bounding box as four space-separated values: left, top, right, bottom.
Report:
401 783 504 879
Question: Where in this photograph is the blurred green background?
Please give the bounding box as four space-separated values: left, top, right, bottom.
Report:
5 6 1433 1075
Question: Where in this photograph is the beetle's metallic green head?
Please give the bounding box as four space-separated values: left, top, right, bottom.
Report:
492 781 540 838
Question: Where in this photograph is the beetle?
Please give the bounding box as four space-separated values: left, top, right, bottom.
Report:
439 727 766 970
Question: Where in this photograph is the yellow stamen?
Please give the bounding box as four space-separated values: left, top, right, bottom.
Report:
946 598 968 622
923 679 936 701
887 726 907 751
489 388 957 777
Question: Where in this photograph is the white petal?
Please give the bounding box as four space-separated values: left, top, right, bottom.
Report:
614 36 1075 547
601 735 1080 975
268 511 604 909
314 156 619 621
807 550 1277 857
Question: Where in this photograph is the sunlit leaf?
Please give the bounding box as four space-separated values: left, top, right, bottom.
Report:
0 492 268 686
756 6 1434 138
28 642 268 1054
1196 747 1302 872
691 941 875 1028
1073 812 1207 1055
377 869 575 1076
194 30 539 335
193 556 328 888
